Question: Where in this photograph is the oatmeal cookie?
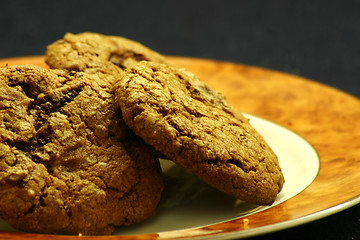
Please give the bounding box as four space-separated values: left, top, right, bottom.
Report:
0 65 163 235
45 32 172 77
115 61 284 205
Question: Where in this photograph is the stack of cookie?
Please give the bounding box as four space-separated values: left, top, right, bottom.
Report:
0 32 284 235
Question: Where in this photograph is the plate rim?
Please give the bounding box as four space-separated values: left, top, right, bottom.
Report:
213 195 360 240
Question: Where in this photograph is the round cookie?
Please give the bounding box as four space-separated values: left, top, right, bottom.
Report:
45 32 172 77
0 65 163 235
115 61 285 205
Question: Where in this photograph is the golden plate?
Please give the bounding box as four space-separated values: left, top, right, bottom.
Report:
1 56 360 239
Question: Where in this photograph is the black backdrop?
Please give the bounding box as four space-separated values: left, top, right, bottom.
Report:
1 0 360 239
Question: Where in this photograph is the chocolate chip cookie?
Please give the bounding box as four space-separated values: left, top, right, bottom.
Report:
0 65 163 235
115 61 284 205
45 32 172 77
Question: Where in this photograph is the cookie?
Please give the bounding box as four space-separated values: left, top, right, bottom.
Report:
45 32 172 77
115 61 284 205
0 65 163 235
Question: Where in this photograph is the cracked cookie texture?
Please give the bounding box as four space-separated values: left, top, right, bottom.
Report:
45 32 172 78
0 65 163 235
115 61 285 205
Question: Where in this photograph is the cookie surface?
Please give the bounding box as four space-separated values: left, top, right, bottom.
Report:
0 65 163 235
45 32 172 77
115 61 284 205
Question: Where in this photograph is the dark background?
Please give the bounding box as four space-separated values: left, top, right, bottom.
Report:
1 0 360 239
